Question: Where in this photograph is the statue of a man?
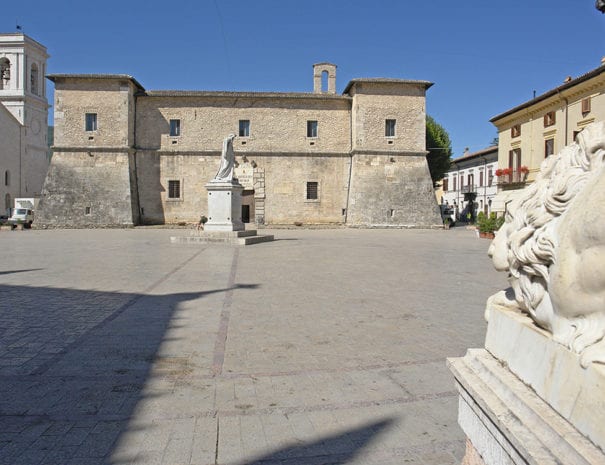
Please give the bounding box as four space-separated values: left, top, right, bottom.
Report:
213 134 236 182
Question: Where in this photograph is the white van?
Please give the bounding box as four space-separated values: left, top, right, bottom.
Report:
8 199 35 229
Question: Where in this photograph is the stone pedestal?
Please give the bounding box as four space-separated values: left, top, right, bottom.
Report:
204 180 244 232
448 305 605 465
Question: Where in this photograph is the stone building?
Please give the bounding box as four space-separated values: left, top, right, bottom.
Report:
490 57 605 213
39 63 442 228
0 33 50 215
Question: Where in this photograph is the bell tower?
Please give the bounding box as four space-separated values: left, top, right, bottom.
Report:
0 33 50 196
313 62 337 94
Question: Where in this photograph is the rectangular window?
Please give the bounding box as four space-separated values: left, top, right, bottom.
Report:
582 97 591 115
85 113 97 132
169 119 181 137
479 171 484 187
442 178 448 192
508 148 522 181
545 138 554 157
239 120 250 137
488 168 493 187
544 111 556 127
307 120 318 138
385 119 396 137
453 176 457 191
511 124 521 138
168 180 181 199
306 181 318 200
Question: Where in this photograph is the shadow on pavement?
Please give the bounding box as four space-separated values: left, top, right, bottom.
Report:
238 418 395 465
0 268 44 276
0 282 257 465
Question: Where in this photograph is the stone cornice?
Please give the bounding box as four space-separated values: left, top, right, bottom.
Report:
350 149 429 156
52 146 135 154
136 149 351 158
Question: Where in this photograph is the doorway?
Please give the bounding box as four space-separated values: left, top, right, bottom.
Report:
241 190 255 223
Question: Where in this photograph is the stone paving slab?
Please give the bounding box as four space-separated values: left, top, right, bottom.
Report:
0 227 505 464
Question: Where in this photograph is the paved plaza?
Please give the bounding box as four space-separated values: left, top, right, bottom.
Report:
0 227 505 465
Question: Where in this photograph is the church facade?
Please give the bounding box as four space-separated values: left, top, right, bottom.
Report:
39 63 442 228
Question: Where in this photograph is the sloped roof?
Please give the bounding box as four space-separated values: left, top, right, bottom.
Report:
490 63 605 123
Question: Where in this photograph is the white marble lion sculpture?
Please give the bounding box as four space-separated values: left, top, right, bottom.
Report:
486 121 605 367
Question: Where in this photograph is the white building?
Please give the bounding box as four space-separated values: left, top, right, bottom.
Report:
0 33 49 215
441 146 498 221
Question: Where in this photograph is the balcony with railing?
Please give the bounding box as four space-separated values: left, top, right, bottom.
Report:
496 167 529 189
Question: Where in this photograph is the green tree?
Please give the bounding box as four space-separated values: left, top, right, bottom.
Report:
426 115 452 186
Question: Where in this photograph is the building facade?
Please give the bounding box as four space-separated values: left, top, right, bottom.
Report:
441 146 498 220
38 63 442 228
490 58 605 213
0 33 50 215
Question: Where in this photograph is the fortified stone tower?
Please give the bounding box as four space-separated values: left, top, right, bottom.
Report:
0 33 49 196
345 78 442 227
37 75 141 227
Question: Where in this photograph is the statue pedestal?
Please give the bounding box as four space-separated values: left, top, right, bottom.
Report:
205 181 245 232
448 305 605 465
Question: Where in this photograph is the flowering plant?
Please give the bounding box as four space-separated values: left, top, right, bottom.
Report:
495 168 503 176
519 165 529 174
501 167 513 176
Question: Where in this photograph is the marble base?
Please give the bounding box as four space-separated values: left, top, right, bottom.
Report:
205 181 244 232
170 230 274 246
448 348 605 465
485 305 605 452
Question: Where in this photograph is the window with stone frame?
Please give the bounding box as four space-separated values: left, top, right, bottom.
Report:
307 120 318 138
545 138 554 158
168 180 181 199
582 97 591 116
169 119 181 137
306 181 319 200
239 120 250 137
385 119 396 137
511 124 521 138
543 111 556 127
85 113 97 132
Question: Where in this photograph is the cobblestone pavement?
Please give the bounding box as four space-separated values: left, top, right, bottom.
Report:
0 227 505 465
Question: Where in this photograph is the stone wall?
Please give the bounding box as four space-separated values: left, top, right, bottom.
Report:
136 151 217 225
36 151 138 228
347 153 442 227
261 154 350 225
134 151 350 226
135 94 351 154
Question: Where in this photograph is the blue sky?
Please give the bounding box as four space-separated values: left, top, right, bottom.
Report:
3 0 605 157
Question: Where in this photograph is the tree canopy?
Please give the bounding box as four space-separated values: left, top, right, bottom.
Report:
426 115 452 186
